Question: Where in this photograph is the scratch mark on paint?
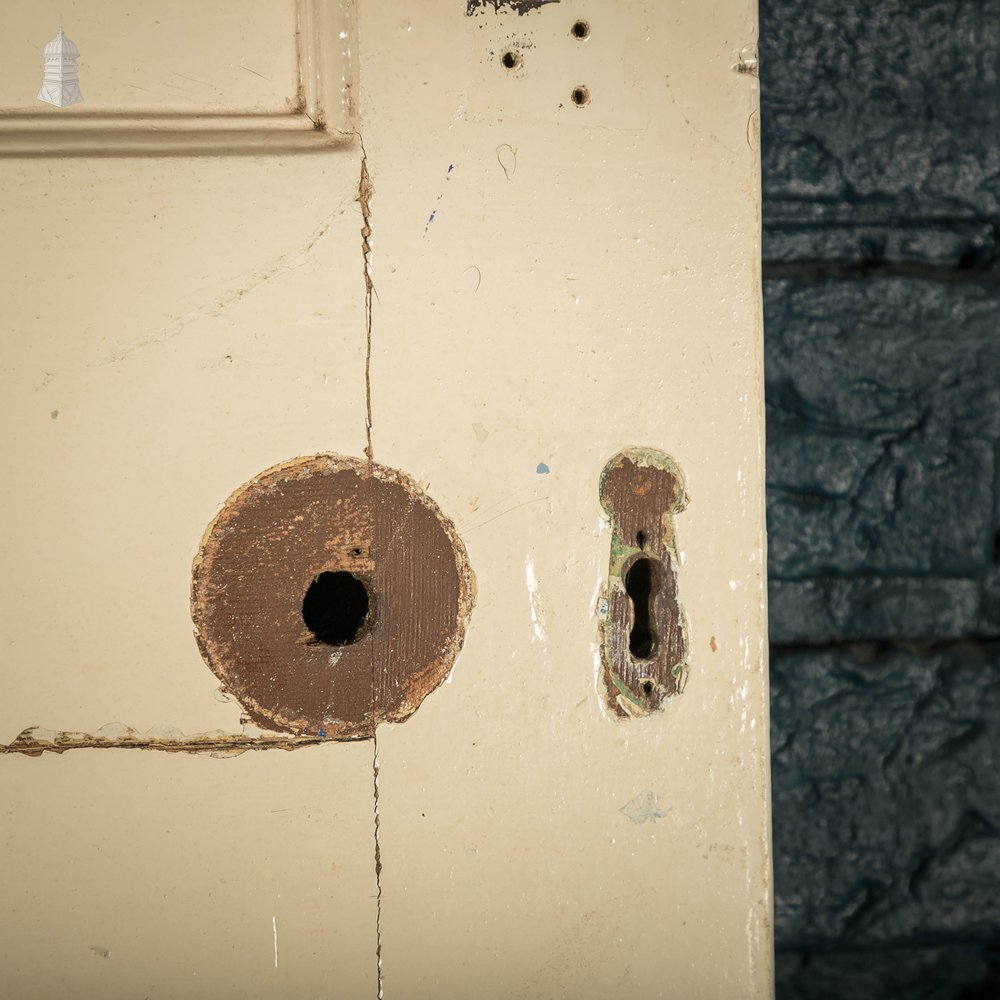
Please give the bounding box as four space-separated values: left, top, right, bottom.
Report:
272 915 278 968
241 63 271 81
171 71 216 89
590 642 612 721
525 558 546 643
104 204 349 364
496 143 517 179
466 495 550 532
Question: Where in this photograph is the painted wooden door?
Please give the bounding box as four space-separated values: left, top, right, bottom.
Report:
0 2 771 997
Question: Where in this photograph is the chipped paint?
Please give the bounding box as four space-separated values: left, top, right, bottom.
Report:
466 0 560 16
0 723 355 757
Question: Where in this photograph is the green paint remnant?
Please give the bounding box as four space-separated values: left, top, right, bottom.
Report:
50 410 59 420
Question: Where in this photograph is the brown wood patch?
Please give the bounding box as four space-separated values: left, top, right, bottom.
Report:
599 448 688 718
192 455 475 737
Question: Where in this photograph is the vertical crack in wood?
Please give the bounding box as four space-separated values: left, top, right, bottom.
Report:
357 134 375 464
372 722 384 998
357 132 383 997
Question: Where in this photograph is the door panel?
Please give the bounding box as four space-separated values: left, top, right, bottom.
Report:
0 2 771 997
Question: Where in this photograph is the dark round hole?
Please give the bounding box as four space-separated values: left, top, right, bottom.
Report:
351 547 362 556
572 20 590 39
641 680 654 696
501 50 520 70
636 530 647 550
302 571 369 646
571 86 590 106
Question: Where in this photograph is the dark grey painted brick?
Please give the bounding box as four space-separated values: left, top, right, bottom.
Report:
775 945 1000 1000
763 222 1000 271
771 643 1000 950
769 571 1000 645
765 277 1000 642
759 0 1000 264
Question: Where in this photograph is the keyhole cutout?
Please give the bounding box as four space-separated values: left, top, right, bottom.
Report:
625 556 659 659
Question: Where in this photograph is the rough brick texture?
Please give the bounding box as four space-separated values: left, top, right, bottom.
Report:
761 1 1000 996
766 277 1000 644
761 0 1000 267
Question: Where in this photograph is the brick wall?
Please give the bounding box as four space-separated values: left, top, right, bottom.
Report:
760 2 1000 996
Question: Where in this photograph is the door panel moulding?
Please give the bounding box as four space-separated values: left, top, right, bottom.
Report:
0 0 357 156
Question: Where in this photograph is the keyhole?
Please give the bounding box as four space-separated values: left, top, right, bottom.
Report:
624 557 659 659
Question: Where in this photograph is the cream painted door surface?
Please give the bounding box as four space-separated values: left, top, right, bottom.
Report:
0 2 771 998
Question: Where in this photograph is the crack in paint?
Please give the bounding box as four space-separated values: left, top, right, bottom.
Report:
356 131 383 999
0 723 365 757
357 133 375 463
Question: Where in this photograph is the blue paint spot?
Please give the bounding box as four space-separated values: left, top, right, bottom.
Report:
536 462 550 474
447 163 454 173
427 210 436 224
318 728 327 738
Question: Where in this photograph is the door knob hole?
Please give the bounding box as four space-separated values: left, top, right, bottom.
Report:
624 557 659 660
302 570 370 646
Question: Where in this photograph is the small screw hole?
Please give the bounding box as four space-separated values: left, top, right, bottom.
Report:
351 547 362 557
571 86 590 107
572 20 590 39
641 680 654 696
501 50 520 70
636 530 647 550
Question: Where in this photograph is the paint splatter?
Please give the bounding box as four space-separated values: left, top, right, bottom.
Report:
50 409 58 420
536 462 550 474
620 791 669 824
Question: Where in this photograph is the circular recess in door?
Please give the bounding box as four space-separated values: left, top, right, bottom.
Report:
191 454 475 737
